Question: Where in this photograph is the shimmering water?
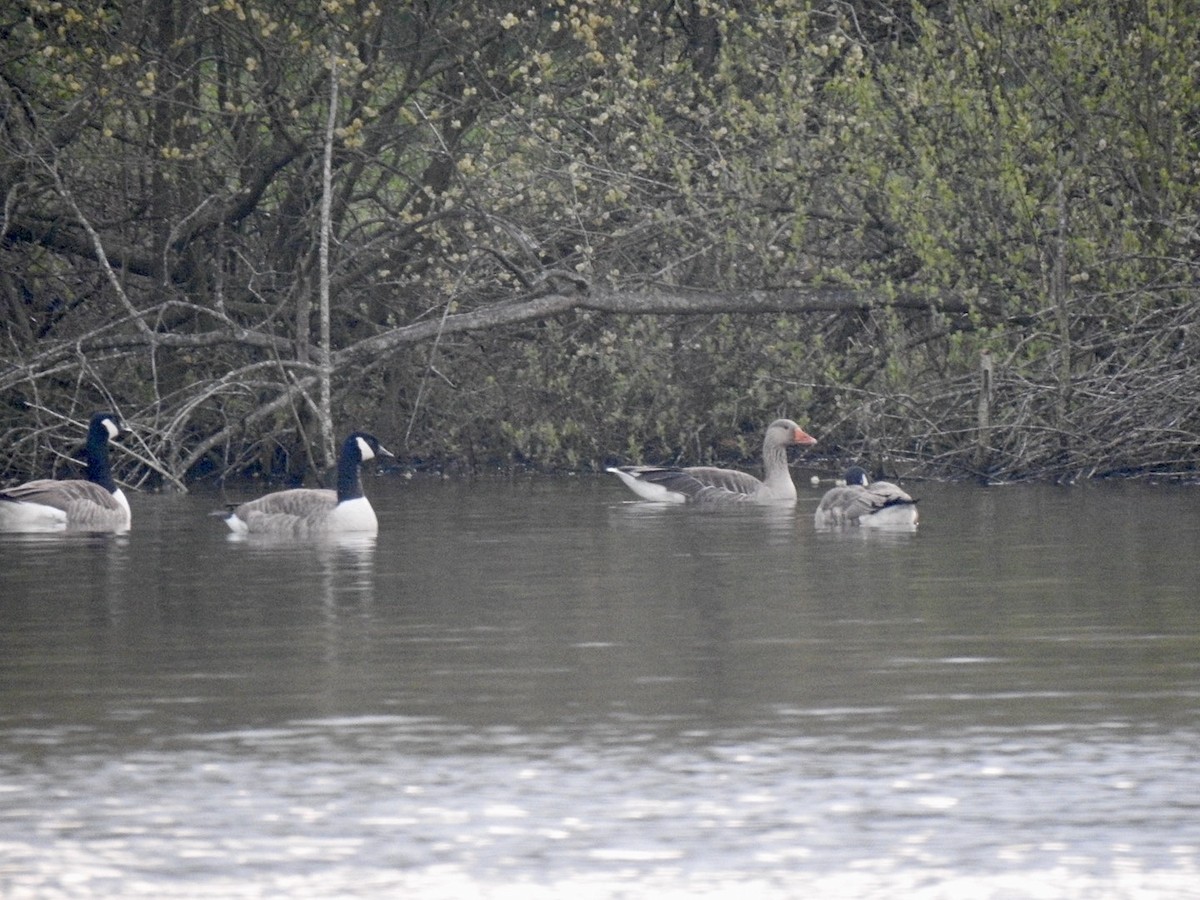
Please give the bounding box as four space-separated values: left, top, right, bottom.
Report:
2 474 1199 898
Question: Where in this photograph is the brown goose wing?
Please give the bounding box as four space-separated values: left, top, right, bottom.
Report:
681 466 764 497
815 485 866 524
234 488 339 532
1 479 127 530
862 480 916 512
1 479 122 513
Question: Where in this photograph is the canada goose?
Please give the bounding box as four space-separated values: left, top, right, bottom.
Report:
814 466 919 528
220 432 392 536
0 412 132 533
607 418 817 504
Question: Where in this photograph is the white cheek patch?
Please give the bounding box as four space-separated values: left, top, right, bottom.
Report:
103 417 121 440
356 436 375 461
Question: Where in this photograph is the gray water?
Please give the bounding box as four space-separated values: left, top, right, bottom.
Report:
2 473 1199 898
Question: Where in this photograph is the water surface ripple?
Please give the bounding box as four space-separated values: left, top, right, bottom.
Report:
2 476 1199 898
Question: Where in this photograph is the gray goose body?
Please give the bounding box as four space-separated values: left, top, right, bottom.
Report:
607 418 817 504
0 412 131 533
221 432 392 536
814 466 918 528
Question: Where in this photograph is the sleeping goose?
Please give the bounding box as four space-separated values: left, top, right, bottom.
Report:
220 431 393 536
607 418 817 504
0 411 132 533
814 466 918 528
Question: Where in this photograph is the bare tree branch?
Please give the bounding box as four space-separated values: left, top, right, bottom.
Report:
334 284 975 367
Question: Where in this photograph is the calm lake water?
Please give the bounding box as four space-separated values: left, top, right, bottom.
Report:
2 472 1199 898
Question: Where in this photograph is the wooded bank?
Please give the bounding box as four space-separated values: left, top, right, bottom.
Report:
2 1 1198 487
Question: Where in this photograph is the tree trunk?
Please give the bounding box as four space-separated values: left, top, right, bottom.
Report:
317 56 338 469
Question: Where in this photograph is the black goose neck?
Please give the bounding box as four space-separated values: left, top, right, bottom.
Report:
85 424 118 493
336 438 364 502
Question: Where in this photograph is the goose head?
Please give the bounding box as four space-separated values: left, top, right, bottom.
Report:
88 412 130 445
82 412 131 490
843 466 870 487
346 431 394 464
767 418 818 448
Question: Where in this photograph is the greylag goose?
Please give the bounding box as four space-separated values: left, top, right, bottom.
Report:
220 432 392 535
607 418 817 504
814 466 918 528
0 412 132 532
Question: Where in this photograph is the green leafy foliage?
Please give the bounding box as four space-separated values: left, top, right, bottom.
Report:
2 1 1198 483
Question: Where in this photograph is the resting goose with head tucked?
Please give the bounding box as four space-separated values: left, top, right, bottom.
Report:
0 412 132 533
814 466 918 528
607 418 817 504
220 431 392 536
